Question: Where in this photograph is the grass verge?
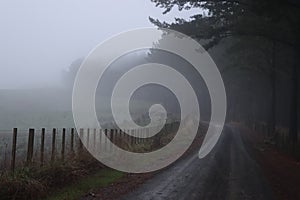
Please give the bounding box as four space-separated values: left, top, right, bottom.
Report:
45 168 124 200
0 153 124 200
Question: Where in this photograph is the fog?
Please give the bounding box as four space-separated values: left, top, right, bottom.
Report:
0 0 196 89
0 0 200 129
2 1 297 132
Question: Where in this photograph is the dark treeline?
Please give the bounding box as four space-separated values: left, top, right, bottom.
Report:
149 0 300 156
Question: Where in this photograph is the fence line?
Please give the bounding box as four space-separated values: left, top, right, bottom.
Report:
0 124 176 173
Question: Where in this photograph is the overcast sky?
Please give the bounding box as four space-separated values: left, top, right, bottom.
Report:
0 0 197 89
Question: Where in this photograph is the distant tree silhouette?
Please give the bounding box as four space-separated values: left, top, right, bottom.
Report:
62 58 83 88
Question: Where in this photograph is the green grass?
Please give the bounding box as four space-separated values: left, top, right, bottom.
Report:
45 168 124 200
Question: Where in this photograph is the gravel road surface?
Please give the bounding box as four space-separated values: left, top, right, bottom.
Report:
121 125 273 200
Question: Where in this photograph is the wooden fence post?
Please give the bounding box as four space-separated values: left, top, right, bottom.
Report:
104 129 108 150
118 129 121 141
139 129 141 143
78 128 84 151
131 130 135 145
139 129 142 143
120 129 122 139
141 129 144 143
110 129 113 142
11 128 17 172
40 128 45 166
136 129 139 144
51 128 56 162
93 129 96 149
99 129 102 147
125 130 128 142
112 129 115 143
97 129 103 151
110 129 114 151
61 128 66 161
127 130 130 144
70 128 75 154
135 129 138 144
27 129 35 164
87 128 90 148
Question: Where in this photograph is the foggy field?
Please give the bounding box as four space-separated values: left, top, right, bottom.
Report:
0 88 160 130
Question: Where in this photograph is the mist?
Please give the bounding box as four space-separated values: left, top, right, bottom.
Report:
0 0 198 129
0 0 196 89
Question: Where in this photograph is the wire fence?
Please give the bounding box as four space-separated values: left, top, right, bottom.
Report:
0 124 177 173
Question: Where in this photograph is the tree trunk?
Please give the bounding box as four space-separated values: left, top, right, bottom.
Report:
289 63 299 154
269 41 276 139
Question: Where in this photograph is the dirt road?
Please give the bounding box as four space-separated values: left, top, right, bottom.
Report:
121 125 273 200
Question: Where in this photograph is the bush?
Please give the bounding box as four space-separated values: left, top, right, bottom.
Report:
0 170 46 200
0 154 103 200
